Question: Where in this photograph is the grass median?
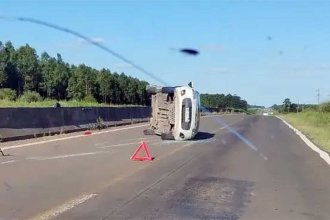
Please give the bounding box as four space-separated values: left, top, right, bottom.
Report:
281 111 330 153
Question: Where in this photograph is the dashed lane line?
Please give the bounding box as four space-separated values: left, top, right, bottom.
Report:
29 193 97 220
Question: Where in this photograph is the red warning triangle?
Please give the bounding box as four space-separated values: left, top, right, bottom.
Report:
130 141 152 161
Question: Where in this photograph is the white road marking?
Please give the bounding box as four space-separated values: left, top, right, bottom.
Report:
94 136 159 147
26 151 109 161
99 140 161 149
30 135 213 220
2 124 148 151
93 124 148 135
94 142 108 146
259 153 268 161
123 136 160 142
0 160 16 165
29 193 97 220
277 116 330 166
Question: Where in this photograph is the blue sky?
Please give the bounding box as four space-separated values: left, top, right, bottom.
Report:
1 0 330 106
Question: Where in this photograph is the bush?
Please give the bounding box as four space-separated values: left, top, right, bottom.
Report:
84 95 97 103
0 88 17 101
19 91 43 103
320 102 330 113
96 117 106 130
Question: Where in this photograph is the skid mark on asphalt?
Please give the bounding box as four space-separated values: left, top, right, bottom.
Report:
29 193 97 220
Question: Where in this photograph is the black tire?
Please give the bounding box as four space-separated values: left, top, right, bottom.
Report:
161 132 175 140
144 129 156 135
161 87 175 94
146 85 162 94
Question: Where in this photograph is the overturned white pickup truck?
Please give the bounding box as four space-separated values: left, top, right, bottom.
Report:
144 83 200 140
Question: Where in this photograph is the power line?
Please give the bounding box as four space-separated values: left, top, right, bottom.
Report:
0 16 169 86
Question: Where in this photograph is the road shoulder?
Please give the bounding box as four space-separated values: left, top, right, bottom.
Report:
276 116 330 166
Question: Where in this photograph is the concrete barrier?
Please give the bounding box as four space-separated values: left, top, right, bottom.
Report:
0 106 151 141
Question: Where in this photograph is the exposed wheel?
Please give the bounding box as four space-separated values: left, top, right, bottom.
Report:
161 132 175 140
146 85 162 94
144 129 156 135
161 87 175 94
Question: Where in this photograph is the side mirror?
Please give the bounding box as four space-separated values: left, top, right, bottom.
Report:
188 82 194 88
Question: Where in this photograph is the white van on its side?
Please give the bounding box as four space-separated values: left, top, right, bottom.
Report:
144 83 200 140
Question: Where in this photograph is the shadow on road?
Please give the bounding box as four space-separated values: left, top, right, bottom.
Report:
193 132 215 141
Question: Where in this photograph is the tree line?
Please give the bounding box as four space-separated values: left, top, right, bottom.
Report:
271 98 302 113
272 98 330 113
200 93 248 111
0 41 149 105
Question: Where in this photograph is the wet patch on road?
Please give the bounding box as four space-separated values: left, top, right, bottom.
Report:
167 177 254 219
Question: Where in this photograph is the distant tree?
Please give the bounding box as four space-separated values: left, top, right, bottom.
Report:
39 52 56 98
127 77 139 104
68 65 84 100
15 44 40 92
117 73 130 104
53 54 70 100
97 68 111 103
0 41 19 90
0 41 151 105
289 103 298 112
137 80 149 105
283 98 291 112
271 104 281 111
248 104 265 109
0 41 8 87
201 93 248 111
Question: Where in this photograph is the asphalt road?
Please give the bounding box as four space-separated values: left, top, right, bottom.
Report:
1 115 330 220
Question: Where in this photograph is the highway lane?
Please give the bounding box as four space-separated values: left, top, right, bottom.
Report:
1 115 330 220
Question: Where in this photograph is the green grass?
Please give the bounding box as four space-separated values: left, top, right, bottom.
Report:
281 111 330 153
0 100 141 107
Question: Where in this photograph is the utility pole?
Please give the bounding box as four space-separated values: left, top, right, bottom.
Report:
316 89 320 105
297 99 299 113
